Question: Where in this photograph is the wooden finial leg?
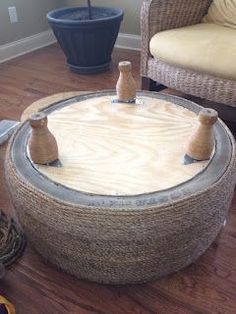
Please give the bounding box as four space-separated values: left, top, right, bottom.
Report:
185 108 218 161
115 61 136 103
29 112 59 165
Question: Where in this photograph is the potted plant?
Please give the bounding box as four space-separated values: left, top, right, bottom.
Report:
47 1 124 74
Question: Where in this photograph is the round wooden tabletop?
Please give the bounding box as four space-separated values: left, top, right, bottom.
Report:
12 91 232 207
33 93 209 195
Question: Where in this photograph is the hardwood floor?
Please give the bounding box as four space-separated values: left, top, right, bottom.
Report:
0 45 236 314
0 44 140 121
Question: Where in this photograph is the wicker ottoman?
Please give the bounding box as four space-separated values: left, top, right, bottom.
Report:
5 91 236 284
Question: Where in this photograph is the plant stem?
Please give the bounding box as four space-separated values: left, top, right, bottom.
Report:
87 0 92 20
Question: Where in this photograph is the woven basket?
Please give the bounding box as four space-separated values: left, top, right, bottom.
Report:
5 92 236 284
0 210 25 278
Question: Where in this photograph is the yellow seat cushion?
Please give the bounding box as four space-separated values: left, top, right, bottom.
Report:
202 0 236 29
149 23 236 80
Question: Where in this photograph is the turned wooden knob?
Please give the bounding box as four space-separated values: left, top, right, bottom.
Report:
29 112 58 164
116 61 136 102
185 108 218 161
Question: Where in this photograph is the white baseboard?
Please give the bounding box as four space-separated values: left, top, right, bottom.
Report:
0 30 140 64
0 30 56 64
115 33 141 51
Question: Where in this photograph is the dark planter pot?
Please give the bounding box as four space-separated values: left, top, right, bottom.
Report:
47 7 124 74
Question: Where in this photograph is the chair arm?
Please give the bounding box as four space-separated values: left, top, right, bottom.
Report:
140 0 212 76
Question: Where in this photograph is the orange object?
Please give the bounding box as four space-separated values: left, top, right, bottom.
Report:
0 296 16 314
116 61 136 103
185 108 218 160
29 112 59 165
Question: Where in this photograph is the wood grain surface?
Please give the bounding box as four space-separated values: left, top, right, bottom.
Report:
0 45 236 314
33 95 208 195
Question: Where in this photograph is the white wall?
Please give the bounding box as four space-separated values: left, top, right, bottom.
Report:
0 0 59 45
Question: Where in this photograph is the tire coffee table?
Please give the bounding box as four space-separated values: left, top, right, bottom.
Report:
5 90 236 284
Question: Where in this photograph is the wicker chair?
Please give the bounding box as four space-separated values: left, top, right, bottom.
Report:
140 0 236 111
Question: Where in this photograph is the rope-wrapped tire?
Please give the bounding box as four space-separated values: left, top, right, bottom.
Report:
5 92 236 284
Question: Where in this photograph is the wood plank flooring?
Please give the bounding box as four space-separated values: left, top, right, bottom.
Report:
0 44 236 314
